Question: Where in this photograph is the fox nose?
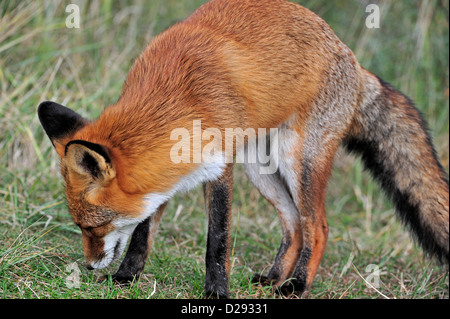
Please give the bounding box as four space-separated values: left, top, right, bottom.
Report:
85 263 94 270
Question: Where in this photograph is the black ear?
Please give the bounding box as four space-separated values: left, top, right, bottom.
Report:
37 101 88 146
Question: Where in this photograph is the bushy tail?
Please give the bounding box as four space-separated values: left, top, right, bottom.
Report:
344 72 449 264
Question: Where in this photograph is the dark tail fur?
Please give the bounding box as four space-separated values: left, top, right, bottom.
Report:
344 73 449 264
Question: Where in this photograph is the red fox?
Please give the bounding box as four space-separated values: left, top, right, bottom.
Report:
38 0 448 298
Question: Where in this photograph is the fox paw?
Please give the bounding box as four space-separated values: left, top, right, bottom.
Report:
204 285 229 299
276 279 309 298
251 273 273 287
251 274 309 298
99 274 135 285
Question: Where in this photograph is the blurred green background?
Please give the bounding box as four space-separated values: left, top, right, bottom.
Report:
0 0 448 299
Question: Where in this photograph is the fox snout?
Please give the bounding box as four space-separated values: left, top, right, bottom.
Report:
82 223 139 270
83 236 121 270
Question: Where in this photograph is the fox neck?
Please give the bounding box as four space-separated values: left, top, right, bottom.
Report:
142 152 226 218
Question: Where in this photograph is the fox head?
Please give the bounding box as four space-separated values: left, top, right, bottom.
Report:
37 101 151 269
38 100 227 269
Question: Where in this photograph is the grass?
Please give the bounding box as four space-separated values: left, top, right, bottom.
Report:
0 0 448 299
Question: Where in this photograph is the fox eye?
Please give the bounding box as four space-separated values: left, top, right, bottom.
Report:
76 223 93 232
81 226 95 237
